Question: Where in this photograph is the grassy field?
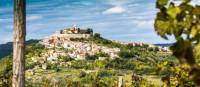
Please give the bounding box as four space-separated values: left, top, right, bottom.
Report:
26 68 163 87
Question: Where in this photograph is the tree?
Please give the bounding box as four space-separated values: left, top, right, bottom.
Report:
155 0 200 86
87 28 93 34
93 33 101 39
118 50 135 58
13 0 26 87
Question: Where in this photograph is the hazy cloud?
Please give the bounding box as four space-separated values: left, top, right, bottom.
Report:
0 0 172 44
27 15 43 21
103 6 126 15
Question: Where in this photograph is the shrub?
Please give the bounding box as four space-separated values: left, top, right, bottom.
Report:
79 71 87 78
58 55 73 62
85 54 98 60
118 50 136 59
0 56 12 86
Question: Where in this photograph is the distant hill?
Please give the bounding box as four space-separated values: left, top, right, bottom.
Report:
0 39 40 58
154 43 173 47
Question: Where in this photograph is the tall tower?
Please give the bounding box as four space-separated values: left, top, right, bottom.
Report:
73 24 77 29
73 24 79 33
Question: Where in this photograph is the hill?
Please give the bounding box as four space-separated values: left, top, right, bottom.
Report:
154 43 172 47
0 31 181 87
0 40 40 58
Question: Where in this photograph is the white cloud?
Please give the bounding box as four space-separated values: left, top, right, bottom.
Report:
190 0 200 5
110 33 152 38
135 20 154 28
0 18 12 23
172 0 200 6
106 0 129 6
131 20 154 30
0 0 174 44
103 6 126 15
27 15 43 21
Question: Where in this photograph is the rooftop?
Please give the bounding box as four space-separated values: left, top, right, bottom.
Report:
60 27 93 34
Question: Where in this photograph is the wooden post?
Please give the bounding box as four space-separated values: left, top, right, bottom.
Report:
13 0 26 87
118 76 123 87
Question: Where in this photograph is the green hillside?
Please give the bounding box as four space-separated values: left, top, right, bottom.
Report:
0 35 192 87
0 40 39 58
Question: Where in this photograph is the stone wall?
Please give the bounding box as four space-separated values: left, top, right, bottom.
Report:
52 34 92 39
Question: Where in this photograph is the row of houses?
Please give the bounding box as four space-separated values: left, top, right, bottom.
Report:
113 40 170 52
42 39 120 61
40 27 120 62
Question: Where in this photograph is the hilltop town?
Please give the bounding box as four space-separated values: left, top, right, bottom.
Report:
39 25 120 62
36 25 170 65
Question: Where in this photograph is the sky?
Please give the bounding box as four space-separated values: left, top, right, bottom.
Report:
0 0 200 44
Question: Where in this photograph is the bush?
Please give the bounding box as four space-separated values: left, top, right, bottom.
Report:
58 55 73 62
70 60 87 69
97 70 116 78
47 63 59 70
93 33 101 39
95 71 117 87
0 56 12 86
85 54 98 60
96 52 109 57
80 73 95 84
79 71 87 78
118 50 136 58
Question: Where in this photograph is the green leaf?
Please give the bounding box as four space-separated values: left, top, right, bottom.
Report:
167 3 181 19
191 27 197 37
194 42 200 59
156 0 169 9
191 24 200 37
183 0 191 3
171 20 183 37
155 19 171 39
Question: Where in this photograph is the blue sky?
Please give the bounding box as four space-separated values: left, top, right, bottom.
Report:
1 0 199 44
